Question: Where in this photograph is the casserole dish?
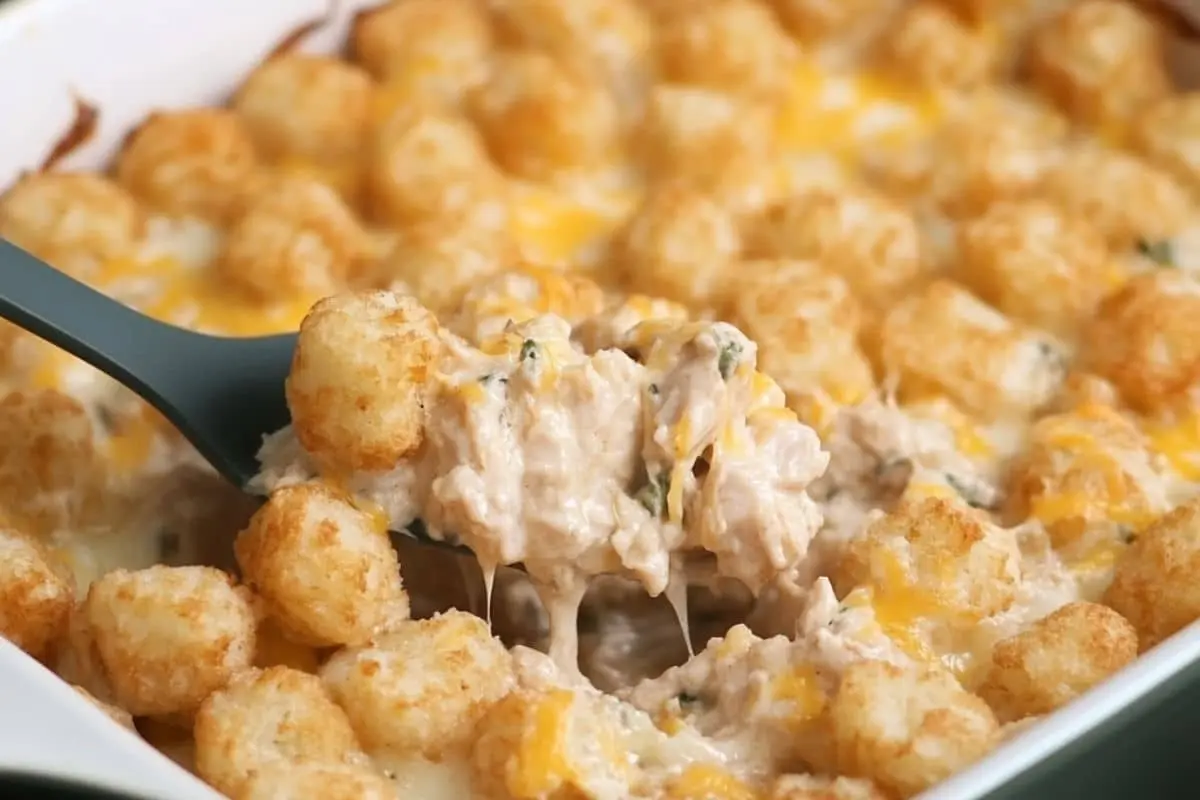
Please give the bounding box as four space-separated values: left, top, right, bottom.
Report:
3 0 1200 798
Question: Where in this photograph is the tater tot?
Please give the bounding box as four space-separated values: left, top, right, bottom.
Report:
837 497 1023 623
233 54 375 164
368 104 510 229
956 200 1119 337
770 774 889 800
876 2 1000 92
1026 0 1171 127
831 661 998 798
488 0 654 100
870 88 1066 218
615 182 741 309
1082 271 1200 413
879 280 1067 420
747 186 926 312
82 565 255 716
635 84 779 184
0 527 73 661
378 216 519 313
1005 403 1168 555
194 666 366 798
286 291 440 474
0 172 142 274
764 0 895 47
1105 498 1200 650
321 610 513 759
235 483 408 648
239 761 396 800
1131 93 1200 195
115 109 258 224
218 177 378 300
472 687 630 800
467 49 622 183
978 602 1137 722
1038 146 1194 251
655 0 797 97
731 260 875 417
352 0 492 103
450 264 606 344
0 389 102 533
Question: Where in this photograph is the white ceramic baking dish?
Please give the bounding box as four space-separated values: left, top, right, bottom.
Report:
3 0 1200 797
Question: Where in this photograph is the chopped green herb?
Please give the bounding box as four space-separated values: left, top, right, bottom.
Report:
479 373 509 385
1118 525 1138 545
717 341 743 380
519 339 539 362
1136 238 1175 267
677 691 701 707
648 383 660 396
945 472 993 510
636 471 671 517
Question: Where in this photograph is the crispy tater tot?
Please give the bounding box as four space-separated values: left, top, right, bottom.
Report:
1082 271 1200 413
324 609 511 762
0 171 142 274
82 565 256 716
837 497 1023 623
352 0 493 103
377 217 518 314
764 0 897 46
286 291 441 474
1005 403 1167 557
115 109 258 224
635 84 779 184
239 761 397 800
1105 498 1200 651
978 601 1137 722
1131 94 1200 195
233 54 375 164
770 773 890 800
831 661 998 798
471 686 631 800
467 49 623 183
615 182 740 309
368 104 510 230
876 2 1000 92
730 259 875 417
235 483 408 648
879 280 1067 420
450 264 606 344
321 610 513 760
956 200 1119 337
194 666 367 798
0 526 73 661
746 185 925 312
218 176 378 300
868 88 1067 218
655 0 798 97
1026 0 1171 127
488 0 654 101
1038 145 1194 252
0 389 103 533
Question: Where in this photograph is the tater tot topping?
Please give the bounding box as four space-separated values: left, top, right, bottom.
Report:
236 482 408 648
10 2 1200 796
286 291 441 474
79 565 256 717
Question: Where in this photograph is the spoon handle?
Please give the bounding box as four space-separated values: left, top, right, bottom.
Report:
0 238 190 401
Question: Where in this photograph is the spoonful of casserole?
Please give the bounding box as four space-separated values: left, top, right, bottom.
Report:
0 236 830 670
